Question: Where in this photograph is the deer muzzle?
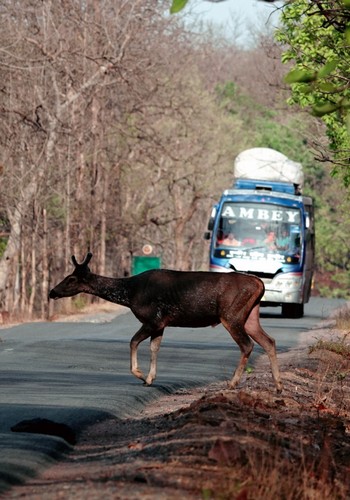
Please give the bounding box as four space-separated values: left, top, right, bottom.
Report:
48 289 60 300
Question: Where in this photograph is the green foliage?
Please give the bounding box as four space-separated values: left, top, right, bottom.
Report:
215 81 237 102
0 216 9 258
216 81 320 198
254 117 310 159
46 195 66 223
72 295 88 311
276 0 350 186
170 0 189 14
284 68 317 84
314 180 350 298
0 238 7 258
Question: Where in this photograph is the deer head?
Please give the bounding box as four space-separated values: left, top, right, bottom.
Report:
49 253 93 299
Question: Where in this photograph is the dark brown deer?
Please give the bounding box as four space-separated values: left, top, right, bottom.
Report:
49 253 282 393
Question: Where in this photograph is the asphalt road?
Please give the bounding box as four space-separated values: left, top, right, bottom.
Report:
0 297 346 493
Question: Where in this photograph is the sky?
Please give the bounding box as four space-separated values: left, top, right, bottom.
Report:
184 0 284 47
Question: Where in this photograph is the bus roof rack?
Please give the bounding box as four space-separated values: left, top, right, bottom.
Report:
233 179 299 195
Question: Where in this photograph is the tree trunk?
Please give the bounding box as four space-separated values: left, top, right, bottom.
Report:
41 208 49 319
28 230 37 318
0 207 21 308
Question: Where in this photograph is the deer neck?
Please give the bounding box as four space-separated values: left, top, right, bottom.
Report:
89 274 132 308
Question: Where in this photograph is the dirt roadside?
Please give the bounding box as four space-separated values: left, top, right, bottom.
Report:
4 305 350 499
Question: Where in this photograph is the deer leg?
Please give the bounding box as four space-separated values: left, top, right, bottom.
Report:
244 304 283 393
145 329 164 386
130 325 152 383
222 319 254 389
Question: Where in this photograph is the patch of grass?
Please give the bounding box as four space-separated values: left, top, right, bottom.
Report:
335 305 350 330
308 331 350 414
309 334 350 359
209 447 348 500
72 295 88 311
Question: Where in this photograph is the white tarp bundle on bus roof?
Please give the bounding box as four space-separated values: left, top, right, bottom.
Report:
234 148 304 187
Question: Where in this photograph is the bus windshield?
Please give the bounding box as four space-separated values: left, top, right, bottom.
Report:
215 202 302 258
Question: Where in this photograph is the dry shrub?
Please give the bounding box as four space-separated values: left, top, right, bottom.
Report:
334 305 350 332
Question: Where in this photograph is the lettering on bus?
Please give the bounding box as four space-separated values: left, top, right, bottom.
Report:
221 204 300 224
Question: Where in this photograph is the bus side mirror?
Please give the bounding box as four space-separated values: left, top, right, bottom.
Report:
204 232 211 240
207 219 214 231
207 205 217 231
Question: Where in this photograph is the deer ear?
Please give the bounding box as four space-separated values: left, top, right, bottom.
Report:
84 252 93 266
71 253 92 268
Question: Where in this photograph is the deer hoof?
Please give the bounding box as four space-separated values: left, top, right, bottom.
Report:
144 375 154 386
276 384 283 394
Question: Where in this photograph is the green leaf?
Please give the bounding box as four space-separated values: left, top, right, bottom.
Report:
298 83 313 95
343 0 350 8
346 113 350 136
341 98 350 109
318 82 341 93
313 102 341 117
345 27 350 44
284 69 317 84
170 0 188 14
318 59 339 78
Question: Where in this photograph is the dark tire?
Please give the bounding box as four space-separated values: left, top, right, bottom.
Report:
282 303 304 318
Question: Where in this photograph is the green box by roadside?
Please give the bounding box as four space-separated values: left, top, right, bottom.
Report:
131 256 161 275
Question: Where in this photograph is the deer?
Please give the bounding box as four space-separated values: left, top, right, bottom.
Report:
49 253 282 393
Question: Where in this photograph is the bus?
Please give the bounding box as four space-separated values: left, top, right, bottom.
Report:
205 149 315 318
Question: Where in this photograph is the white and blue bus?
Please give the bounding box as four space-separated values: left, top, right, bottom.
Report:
205 151 315 318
